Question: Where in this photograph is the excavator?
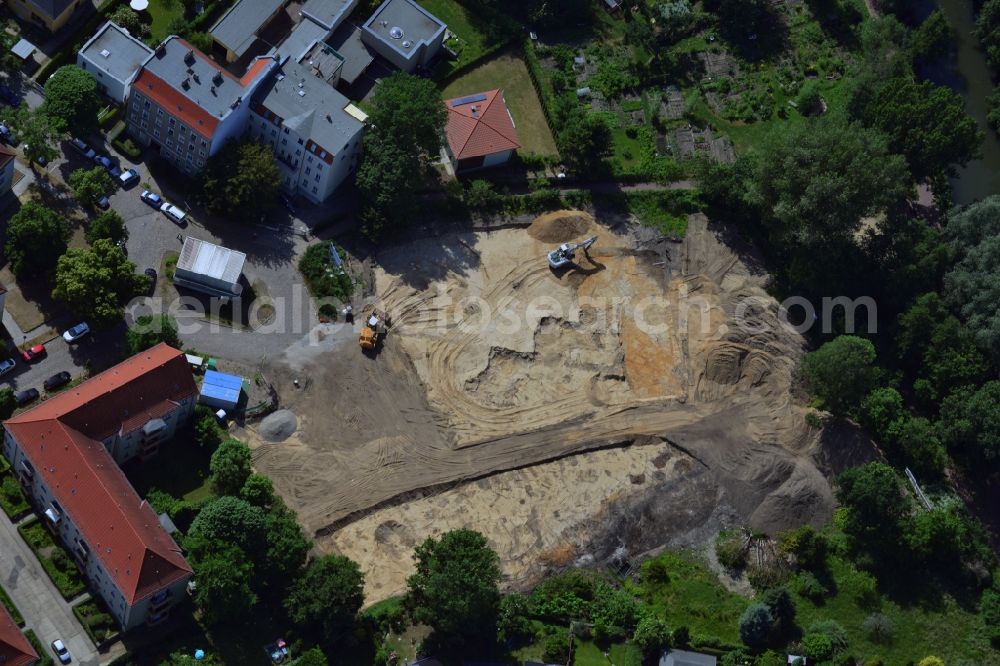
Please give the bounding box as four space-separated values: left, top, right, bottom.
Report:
358 306 389 352
547 235 597 270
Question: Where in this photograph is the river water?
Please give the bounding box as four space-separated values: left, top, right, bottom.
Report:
934 0 1000 204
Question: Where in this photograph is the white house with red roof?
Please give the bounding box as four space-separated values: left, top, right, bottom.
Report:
2 344 197 631
0 604 37 666
443 89 521 172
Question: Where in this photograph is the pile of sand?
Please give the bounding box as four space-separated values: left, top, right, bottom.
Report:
258 409 298 442
526 210 594 243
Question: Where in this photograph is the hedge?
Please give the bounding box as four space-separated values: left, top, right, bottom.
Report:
24 629 54 666
0 585 23 626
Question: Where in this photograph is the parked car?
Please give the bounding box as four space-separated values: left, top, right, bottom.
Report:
144 268 157 295
51 638 71 664
140 190 163 208
71 137 96 161
62 322 90 343
15 388 39 407
160 202 187 225
119 168 139 188
44 371 72 391
0 123 12 143
94 154 121 178
0 358 15 377
20 344 46 363
95 195 110 210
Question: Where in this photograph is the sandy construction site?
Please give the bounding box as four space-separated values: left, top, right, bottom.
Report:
245 211 865 602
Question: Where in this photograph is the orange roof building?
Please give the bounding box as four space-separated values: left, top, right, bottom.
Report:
0 604 37 666
2 344 198 631
443 89 520 172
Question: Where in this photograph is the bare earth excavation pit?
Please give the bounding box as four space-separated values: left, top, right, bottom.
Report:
242 211 870 602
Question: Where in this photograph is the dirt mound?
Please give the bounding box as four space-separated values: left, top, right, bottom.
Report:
526 210 594 243
258 409 298 442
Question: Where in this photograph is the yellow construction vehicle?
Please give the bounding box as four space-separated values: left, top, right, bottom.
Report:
359 307 388 352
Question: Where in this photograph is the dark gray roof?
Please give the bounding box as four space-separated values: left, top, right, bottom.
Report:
255 60 363 154
27 0 75 20
79 22 154 84
210 0 286 57
274 16 328 62
301 0 356 30
660 650 718 666
299 41 345 83
326 23 374 84
364 0 445 55
143 37 271 123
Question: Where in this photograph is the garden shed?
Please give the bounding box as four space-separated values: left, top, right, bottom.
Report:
199 370 244 410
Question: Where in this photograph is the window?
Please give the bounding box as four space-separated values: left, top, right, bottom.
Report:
295 149 300 156
199 149 205 157
201 139 207 148
141 121 147 129
297 138 303 145
302 177 309 185
142 110 148 119
157 108 163 115
316 163 322 171
143 100 150 108
281 138 287 145
283 127 289 134
167 129 174 137
166 139 172 147
312 186 318 194
314 173 320 182
306 155 313 163
153 130 160 138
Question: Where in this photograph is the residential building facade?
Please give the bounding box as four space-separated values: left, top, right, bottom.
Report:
126 37 278 175
77 21 155 104
0 145 17 195
6 0 79 32
249 59 364 203
2 344 197 631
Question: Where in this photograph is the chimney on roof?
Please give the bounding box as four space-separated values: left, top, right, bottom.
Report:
213 71 224 86
326 113 332 122
184 49 195 65
182 78 190 90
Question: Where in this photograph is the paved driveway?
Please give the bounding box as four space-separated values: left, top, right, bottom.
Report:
0 513 98 665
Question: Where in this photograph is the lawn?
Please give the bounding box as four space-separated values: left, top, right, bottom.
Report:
514 639 642 665
17 518 86 600
442 52 559 157
124 429 213 503
0 472 32 521
146 0 186 42
421 0 516 76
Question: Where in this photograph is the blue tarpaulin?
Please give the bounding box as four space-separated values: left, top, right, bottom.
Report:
199 370 243 409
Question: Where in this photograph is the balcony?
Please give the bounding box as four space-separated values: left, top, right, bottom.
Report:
149 589 172 611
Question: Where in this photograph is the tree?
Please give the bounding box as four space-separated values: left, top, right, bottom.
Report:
980 584 1000 645
126 314 181 354
52 239 142 325
801 632 834 661
938 381 1000 470
909 10 953 67
187 496 267 559
738 603 773 647
542 630 572 663
497 593 532 644
368 72 446 155
406 528 502 646
200 140 280 216
43 65 100 135
703 0 781 52
5 202 70 277
0 388 16 421
849 76 981 180
69 166 114 208
192 543 257 623
917 658 945 666
193 411 224 449
285 555 365 643
836 462 910 554
0 104 60 168
761 587 796 642
905 500 981 565
860 387 907 443
261 502 311 584
86 210 128 246
210 438 252 496
749 117 909 250
893 416 947 479
160 650 221 666
801 336 880 416
632 614 671 656
944 196 1000 360
108 6 149 37
355 131 422 234
240 473 275 509
291 648 328 666
557 105 612 173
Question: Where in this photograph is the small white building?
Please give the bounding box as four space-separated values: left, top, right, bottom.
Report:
173 237 246 298
77 21 155 103
361 0 445 72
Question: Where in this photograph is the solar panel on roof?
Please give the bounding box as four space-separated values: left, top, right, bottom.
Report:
451 93 487 107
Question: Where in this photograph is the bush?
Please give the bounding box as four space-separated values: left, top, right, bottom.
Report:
642 558 670 584
633 615 671 655
794 571 827 601
807 619 848 651
738 603 772 647
716 529 747 570
779 525 828 571
980 586 1000 645
298 242 353 305
542 629 572 662
863 612 893 643
112 136 142 159
802 632 834 661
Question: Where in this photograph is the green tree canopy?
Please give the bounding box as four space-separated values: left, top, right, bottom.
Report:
557 106 613 173
285 555 365 643
749 117 909 251
187 496 267 559
938 381 1000 471
5 202 70 277
356 131 422 235
261 502 311 584
51 239 142 325
738 603 773 647
209 438 252 496
368 72 446 155
406 528 502 646
801 336 880 416
69 166 114 208
108 6 149 37
1 104 61 168
126 314 181 354
944 196 1000 361
240 473 275 509
860 387 907 444
192 543 257 624
200 140 280 216
0 388 16 421
836 462 910 554
43 65 100 135
849 76 981 180
86 210 128 246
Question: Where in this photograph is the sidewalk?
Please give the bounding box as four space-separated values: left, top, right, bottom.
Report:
0 511 99 665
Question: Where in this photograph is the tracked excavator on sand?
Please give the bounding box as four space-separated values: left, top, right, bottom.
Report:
547 235 597 269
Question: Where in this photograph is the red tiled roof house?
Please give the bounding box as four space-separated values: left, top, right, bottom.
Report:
2 344 198 631
443 89 520 172
0 604 37 666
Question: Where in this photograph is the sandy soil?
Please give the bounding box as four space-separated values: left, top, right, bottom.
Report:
243 211 870 603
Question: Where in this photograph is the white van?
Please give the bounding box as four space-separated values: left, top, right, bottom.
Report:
160 202 187 225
